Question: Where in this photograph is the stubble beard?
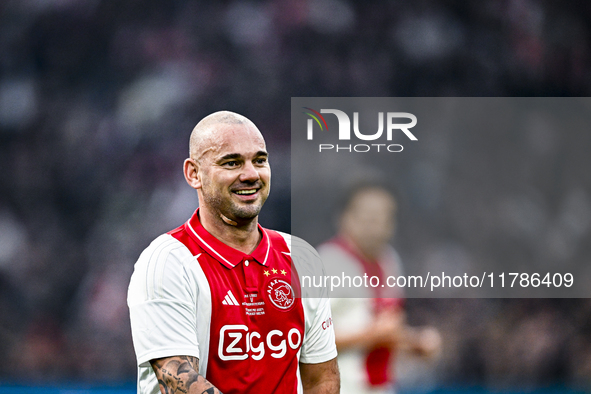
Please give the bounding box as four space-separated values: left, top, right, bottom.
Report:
202 187 267 223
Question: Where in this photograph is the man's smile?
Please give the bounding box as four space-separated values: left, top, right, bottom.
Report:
234 189 258 195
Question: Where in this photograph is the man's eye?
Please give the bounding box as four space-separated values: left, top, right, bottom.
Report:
255 158 267 165
223 161 239 167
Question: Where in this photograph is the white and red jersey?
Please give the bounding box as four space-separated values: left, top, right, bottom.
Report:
318 237 404 394
128 209 337 394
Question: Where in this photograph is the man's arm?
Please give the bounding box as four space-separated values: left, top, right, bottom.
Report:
300 358 340 394
150 356 223 394
335 309 404 352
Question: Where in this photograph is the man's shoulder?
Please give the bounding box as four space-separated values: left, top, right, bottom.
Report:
317 239 344 256
317 239 355 264
264 229 321 260
317 240 362 278
264 228 306 248
131 233 194 285
267 230 328 291
138 232 193 263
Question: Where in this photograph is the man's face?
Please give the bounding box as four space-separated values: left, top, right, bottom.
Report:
341 189 396 258
196 122 271 222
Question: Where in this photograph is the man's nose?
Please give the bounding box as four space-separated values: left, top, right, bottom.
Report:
239 161 260 182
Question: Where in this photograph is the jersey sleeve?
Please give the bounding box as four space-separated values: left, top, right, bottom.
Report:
299 296 338 364
288 235 338 364
127 234 200 367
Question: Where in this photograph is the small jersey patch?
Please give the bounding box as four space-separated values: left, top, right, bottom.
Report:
266 279 295 311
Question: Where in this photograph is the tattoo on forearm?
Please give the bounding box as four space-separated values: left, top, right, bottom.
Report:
150 356 223 394
157 380 170 394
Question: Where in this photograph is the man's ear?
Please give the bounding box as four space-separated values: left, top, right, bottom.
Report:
183 158 201 189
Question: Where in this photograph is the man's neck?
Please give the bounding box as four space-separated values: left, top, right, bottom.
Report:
198 208 261 254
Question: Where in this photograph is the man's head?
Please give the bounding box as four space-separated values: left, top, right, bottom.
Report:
339 184 397 260
184 111 270 226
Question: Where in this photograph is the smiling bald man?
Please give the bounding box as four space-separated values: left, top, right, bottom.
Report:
128 111 340 394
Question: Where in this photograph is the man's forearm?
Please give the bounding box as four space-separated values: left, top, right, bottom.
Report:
303 380 340 394
150 356 223 394
300 358 340 394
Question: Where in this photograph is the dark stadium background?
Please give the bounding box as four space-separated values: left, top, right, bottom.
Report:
0 1 590 393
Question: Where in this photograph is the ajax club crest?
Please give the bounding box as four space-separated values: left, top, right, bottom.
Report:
266 279 295 311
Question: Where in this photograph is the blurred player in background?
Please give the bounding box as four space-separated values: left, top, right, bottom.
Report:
128 111 339 394
318 183 441 393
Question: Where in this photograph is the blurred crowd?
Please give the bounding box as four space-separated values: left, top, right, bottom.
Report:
0 0 590 389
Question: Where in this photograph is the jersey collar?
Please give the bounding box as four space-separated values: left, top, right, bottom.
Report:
185 209 271 269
